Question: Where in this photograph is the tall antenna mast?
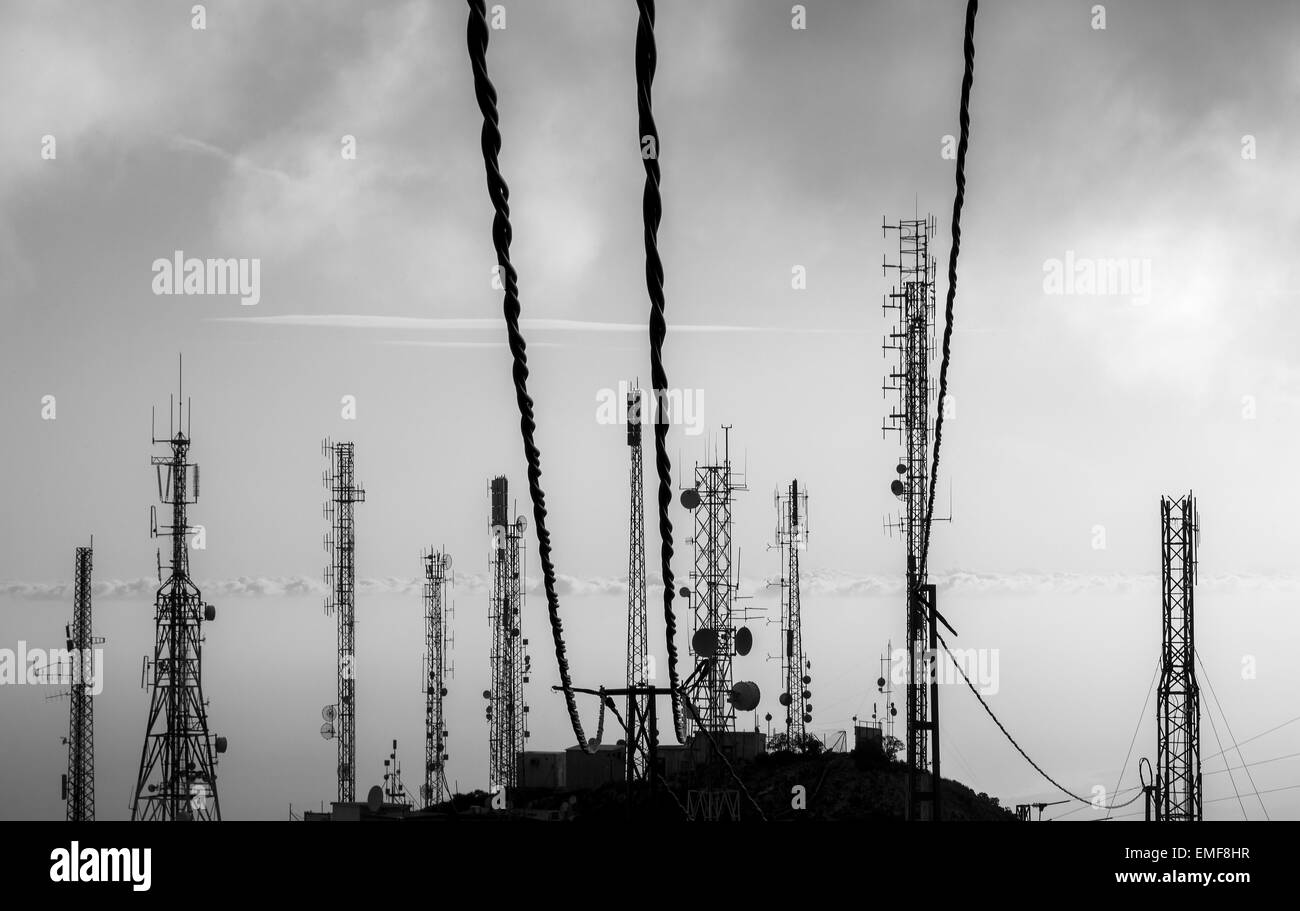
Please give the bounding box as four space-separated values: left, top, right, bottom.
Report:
132 365 226 820
774 480 812 750
1157 491 1202 821
625 385 650 778
62 541 101 821
682 425 748 735
321 439 366 804
422 548 454 808
486 477 530 799
883 214 942 821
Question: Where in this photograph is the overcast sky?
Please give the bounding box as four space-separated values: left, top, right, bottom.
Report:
2 0 1299 820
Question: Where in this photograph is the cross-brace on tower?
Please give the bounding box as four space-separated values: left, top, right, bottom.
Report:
62 542 101 822
883 215 942 821
774 480 812 749
133 369 225 820
684 427 747 735
422 548 454 807
322 439 365 804
625 386 650 778
487 476 530 795
1157 492 1202 821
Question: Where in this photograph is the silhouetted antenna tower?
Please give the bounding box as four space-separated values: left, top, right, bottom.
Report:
883 214 943 821
774 480 812 749
381 739 412 807
626 386 650 778
486 476 530 796
1157 492 1202 821
680 426 749 734
61 541 101 821
133 359 226 820
422 548 454 807
874 641 898 745
321 439 365 804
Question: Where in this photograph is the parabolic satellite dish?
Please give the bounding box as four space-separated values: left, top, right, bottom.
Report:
729 681 761 712
734 626 753 656
692 627 718 658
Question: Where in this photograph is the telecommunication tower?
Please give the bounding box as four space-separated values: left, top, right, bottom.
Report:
422 548 454 807
681 426 748 734
882 214 942 820
774 480 812 748
61 542 101 822
132 364 226 821
874 642 898 747
1157 492 1202 821
381 739 412 808
626 386 650 777
321 440 365 804
486 476 530 795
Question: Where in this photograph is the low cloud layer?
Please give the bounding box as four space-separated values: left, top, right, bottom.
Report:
5 569 1298 602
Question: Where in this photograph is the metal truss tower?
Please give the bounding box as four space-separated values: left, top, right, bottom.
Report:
626 387 650 777
683 426 747 734
883 214 941 821
1157 492 1202 822
322 439 365 804
133 368 225 821
62 543 99 821
422 548 454 807
487 476 530 795
774 480 811 748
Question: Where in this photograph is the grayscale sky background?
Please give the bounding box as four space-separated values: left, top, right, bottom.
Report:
2 0 1299 820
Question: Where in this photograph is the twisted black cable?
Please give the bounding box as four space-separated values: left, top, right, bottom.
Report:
464 0 587 747
636 0 686 744
922 0 977 577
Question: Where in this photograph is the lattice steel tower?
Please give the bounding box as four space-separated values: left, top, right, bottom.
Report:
684 427 747 734
422 548 454 807
774 480 811 748
62 542 100 821
626 387 650 776
133 369 225 821
322 440 365 804
487 477 530 794
883 215 940 820
1157 492 1202 822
